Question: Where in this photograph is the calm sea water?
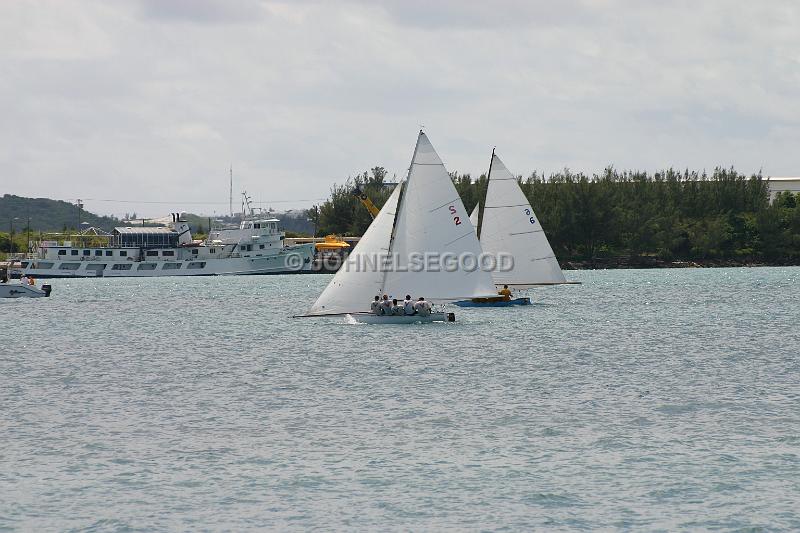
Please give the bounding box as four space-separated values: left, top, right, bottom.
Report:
2 267 799 531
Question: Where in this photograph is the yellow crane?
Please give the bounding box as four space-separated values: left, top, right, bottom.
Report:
353 188 380 219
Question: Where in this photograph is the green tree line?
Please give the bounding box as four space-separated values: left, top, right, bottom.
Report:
313 167 800 265
0 194 121 232
311 166 396 237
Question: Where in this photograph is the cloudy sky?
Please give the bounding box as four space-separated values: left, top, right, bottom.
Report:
1 0 798 217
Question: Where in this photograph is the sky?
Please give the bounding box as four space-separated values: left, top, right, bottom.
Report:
1 0 799 218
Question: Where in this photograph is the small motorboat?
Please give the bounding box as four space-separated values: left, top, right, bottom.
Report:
347 312 455 324
453 296 530 307
0 282 52 298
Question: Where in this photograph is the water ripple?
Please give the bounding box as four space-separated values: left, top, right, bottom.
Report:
1 268 799 530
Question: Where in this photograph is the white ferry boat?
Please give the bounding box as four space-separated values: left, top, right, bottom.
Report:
14 212 315 278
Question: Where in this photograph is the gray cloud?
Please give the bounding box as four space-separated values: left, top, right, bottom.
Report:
137 0 267 24
1 0 798 218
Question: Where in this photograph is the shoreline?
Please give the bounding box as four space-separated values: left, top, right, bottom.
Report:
562 257 800 270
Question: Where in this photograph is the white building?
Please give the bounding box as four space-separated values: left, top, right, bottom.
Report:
767 177 800 201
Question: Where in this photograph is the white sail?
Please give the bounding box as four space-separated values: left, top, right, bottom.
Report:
480 154 567 287
383 132 497 301
308 184 402 315
469 203 480 235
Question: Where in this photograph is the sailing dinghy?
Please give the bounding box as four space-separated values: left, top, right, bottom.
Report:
454 150 574 307
301 131 497 323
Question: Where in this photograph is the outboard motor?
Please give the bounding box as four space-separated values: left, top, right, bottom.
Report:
447 312 456 322
42 284 52 297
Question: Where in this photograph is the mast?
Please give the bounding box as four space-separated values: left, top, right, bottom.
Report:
478 147 495 239
229 165 233 218
379 131 421 294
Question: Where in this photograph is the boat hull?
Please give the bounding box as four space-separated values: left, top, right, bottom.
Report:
347 312 455 324
0 284 50 298
453 297 531 307
12 244 315 278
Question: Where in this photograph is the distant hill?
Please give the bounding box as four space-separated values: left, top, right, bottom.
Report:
0 194 121 232
0 194 315 236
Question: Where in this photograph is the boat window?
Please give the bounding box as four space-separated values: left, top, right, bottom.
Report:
112 264 132 270
58 249 66 255
83 250 90 256
162 263 181 269
105 250 113 256
137 263 156 270
119 250 127 257
71 250 79 255
260 244 265 249
210 248 216 253
95 250 102 256
162 250 175 256
191 249 198 255
36 262 54 269
146 250 158 257
59 263 80 270
254 223 260 229
187 262 206 269
87 264 106 271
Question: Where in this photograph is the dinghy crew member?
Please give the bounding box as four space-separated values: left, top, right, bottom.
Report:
414 297 432 317
391 299 403 315
371 295 381 314
498 284 512 301
404 295 415 315
380 294 393 315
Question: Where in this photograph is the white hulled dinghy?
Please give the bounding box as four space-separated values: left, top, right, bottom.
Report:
301 131 497 323
454 150 576 307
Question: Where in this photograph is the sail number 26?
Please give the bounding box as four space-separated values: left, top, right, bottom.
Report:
525 208 536 225
449 205 461 226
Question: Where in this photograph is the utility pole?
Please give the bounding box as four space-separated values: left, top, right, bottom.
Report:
9 217 18 254
26 215 30 256
76 199 83 234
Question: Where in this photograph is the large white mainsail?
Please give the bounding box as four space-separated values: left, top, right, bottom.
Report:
383 132 496 301
480 153 567 287
308 184 402 315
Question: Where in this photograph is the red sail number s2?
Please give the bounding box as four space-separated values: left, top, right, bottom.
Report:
449 205 461 225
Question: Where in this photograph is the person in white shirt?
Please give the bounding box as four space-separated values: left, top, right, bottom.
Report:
391 299 403 315
379 294 393 316
403 295 415 315
19 274 29 285
370 295 381 315
413 296 431 317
